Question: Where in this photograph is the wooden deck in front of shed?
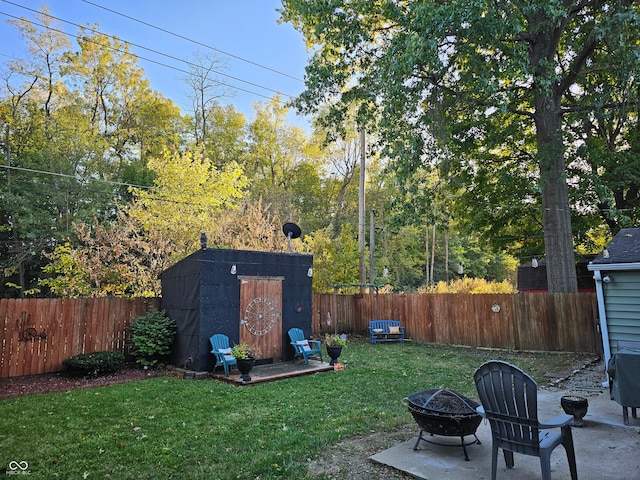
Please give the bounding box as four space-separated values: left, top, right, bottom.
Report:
210 359 333 385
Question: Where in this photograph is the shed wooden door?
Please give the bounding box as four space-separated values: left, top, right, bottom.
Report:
239 276 283 360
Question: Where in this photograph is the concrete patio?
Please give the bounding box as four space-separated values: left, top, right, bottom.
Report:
371 387 640 479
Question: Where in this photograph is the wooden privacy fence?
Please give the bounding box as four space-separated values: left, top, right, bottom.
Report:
2 293 598 378
0 298 159 378
312 292 600 354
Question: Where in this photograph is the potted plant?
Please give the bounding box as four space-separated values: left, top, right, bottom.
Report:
232 342 259 382
324 333 347 365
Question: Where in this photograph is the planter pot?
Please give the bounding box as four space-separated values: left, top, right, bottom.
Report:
326 345 343 365
236 357 255 382
561 395 588 427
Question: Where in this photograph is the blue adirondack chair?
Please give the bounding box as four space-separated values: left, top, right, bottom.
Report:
288 328 323 365
210 334 237 377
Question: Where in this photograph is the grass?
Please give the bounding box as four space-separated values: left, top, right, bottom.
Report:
0 339 592 479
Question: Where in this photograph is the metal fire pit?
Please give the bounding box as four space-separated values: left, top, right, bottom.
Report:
407 388 482 461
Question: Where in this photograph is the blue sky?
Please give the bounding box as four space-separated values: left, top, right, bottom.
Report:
0 0 311 127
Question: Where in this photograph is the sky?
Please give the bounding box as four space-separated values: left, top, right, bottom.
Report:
0 0 311 127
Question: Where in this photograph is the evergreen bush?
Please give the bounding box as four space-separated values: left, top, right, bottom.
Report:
62 351 125 377
127 310 176 366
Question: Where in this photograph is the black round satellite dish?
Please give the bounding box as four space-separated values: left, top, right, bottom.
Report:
282 222 302 239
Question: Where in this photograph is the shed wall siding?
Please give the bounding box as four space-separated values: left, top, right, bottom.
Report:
603 271 640 354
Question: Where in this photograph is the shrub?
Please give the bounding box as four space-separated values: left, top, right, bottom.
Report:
62 351 125 377
231 342 260 359
324 333 347 347
127 310 176 366
421 277 517 294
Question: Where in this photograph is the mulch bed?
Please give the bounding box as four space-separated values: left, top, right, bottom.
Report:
0 367 163 400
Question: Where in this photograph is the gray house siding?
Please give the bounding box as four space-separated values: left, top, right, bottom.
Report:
603 271 640 355
588 228 640 372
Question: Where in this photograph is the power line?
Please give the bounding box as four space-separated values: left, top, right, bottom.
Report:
0 9 270 101
81 0 304 84
0 48 193 111
1 164 244 209
0 1 291 97
1 164 152 189
0 2 293 101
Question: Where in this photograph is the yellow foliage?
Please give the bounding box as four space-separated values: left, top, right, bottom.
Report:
420 277 516 294
129 150 247 256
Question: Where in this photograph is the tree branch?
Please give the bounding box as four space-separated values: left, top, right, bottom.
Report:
562 99 640 114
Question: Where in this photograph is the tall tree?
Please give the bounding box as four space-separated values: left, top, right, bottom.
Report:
317 129 361 237
197 103 247 169
64 27 183 172
184 51 232 147
1 9 186 296
6 5 70 133
280 0 640 292
1 8 73 296
247 96 325 229
566 40 640 235
302 224 361 293
128 150 247 256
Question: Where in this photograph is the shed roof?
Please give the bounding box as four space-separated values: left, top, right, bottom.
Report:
589 228 640 270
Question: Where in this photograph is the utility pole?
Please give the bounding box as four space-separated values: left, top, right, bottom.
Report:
369 210 375 285
5 125 10 183
358 130 366 294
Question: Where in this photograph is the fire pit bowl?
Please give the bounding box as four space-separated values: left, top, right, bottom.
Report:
407 388 482 460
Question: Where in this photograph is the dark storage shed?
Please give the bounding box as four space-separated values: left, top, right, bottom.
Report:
160 248 313 372
517 256 595 292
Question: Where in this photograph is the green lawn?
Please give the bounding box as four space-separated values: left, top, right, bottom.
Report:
0 340 592 479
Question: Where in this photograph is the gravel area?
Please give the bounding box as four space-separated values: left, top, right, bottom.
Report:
541 357 607 393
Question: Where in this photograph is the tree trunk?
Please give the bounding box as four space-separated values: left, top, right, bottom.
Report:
534 94 578 292
526 4 580 294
